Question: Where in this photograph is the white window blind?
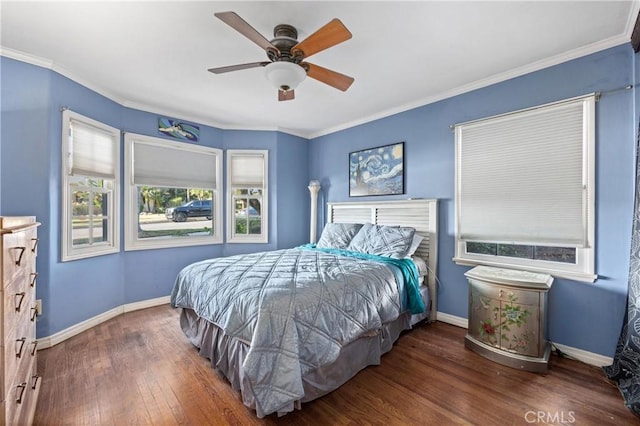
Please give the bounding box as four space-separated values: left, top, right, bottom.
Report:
61 109 120 262
132 138 217 189
69 118 118 178
226 149 268 244
456 95 595 247
230 153 265 187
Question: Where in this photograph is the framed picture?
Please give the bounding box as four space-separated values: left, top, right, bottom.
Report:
349 142 405 197
158 117 200 142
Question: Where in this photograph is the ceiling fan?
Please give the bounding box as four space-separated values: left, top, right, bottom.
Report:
208 11 355 101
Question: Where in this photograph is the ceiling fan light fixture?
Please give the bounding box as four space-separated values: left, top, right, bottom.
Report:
265 61 306 91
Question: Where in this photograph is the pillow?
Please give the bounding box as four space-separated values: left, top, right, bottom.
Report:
347 223 416 258
405 234 424 258
411 256 428 277
316 223 363 249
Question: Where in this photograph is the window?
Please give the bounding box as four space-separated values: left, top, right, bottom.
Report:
226 150 268 243
124 133 222 250
61 110 120 261
454 95 596 282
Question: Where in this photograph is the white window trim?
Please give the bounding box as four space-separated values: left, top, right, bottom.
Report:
61 110 120 262
124 133 222 251
453 95 596 282
226 149 268 243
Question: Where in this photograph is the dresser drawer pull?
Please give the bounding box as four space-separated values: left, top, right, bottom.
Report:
31 375 40 390
14 246 26 266
30 272 38 287
16 337 26 358
31 341 38 356
16 382 27 404
31 237 39 253
30 306 37 322
15 292 26 312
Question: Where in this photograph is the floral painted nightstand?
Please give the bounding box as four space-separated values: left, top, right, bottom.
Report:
464 266 553 373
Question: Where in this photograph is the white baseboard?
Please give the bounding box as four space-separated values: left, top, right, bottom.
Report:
38 301 615 368
436 311 613 368
123 295 171 313
436 311 469 328
552 342 613 367
38 296 170 349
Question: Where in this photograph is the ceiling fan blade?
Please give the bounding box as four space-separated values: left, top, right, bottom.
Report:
208 62 270 74
215 11 279 53
304 62 354 92
291 18 352 59
278 89 295 101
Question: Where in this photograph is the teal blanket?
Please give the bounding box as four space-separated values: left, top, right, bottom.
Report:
300 244 425 314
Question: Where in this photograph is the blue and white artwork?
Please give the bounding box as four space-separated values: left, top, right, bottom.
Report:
158 117 199 141
349 142 404 196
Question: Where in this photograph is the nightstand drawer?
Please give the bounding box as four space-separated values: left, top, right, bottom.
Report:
468 278 541 305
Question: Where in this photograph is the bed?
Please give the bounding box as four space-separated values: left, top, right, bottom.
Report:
170 199 439 417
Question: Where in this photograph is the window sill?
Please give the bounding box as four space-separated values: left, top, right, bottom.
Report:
62 246 119 262
452 257 597 283
227 236 268 244
125 236 222 251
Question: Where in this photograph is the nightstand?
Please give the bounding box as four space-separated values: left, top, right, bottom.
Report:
464 265 553 373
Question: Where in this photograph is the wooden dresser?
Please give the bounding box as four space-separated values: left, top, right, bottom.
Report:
0 217 41 425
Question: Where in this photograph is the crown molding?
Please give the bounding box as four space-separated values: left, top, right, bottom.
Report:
308 35 630 139
2 29 632 142
1 46 127 105
0 46 52 69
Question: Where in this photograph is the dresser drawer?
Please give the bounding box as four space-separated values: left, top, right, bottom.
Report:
2 227 37 286
2 232 28 286
469 278 541 306
3 317 36 401
5 356 38 426
3 271 35 339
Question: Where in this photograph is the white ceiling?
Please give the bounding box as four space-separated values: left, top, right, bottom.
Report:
1 1 637 138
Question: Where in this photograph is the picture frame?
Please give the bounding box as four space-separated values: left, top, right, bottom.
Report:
349 142 405 197
158 117 200 142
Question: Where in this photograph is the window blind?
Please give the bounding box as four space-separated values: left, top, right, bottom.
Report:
456 96 594 247
230 153 265 187
132 139 217 189
69 118 118 178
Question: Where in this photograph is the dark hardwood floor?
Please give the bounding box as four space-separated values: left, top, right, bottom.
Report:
33 305 638 425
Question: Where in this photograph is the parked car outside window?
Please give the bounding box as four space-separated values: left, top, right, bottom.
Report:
166 200 212 222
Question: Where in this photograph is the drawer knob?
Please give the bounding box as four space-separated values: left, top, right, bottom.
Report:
31 237 39 253
31 341 38 356
15 292 26 312
30 306 37 322
31 375 40 390
16 382 27 404
14 246 26 266
16 337 26 358
30 272 38 288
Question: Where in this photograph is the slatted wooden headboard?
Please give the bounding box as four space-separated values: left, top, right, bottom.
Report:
326 199 439 322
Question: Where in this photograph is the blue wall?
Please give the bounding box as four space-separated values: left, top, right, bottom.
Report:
0 56 310 337
309 44 636 357
2 42 637 357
